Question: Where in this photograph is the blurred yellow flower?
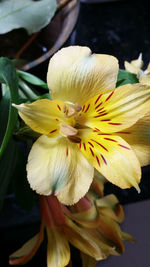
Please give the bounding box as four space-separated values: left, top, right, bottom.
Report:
13 46 150 205
125 53 150 86
9 178 132 267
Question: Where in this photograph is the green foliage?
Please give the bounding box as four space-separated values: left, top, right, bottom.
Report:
0 58 19 208
0 57 19 159
12 145 36 211
117 69 138 87
0 139 17 210
0 0 57 35
17 70 49 90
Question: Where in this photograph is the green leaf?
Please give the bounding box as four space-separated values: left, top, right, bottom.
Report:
0 138 17 210
117 69 138 87
0 86 18 210
17 70 48 90
0 57 19 159
0 0 57 35
38 93 51 100
12 145 36 211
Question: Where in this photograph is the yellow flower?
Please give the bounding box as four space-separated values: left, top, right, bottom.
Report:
13 46 150 205
9 178 132 267
125 53 150 85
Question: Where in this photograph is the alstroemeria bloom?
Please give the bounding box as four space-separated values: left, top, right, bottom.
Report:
13 46 150 205
9 178 132 267
125 53 150 85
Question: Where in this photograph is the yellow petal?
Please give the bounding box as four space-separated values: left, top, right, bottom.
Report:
96 194 124 223
124 53 143 74
79 83 150 133
13 99 70 136
47 46 118 105
121 232 135 242
87 173 106 200
118 115 150 166
78 129 141 190
97 214 125 254
81 252 97 267
139 75 150 86
66 204 100 229
64 216 110 260
46 226 70 267
27 135 93 205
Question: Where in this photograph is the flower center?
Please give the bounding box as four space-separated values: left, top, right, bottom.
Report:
60 103 82 143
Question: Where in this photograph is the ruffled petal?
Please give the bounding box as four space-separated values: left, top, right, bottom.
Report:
47 46 118 105
78 129 141 190
27 135 93 205
78 83 150 133
13 99 70 136
124 53 143 74
97 214 125 254
46 226 70 267
64 217 110 260
118 115 150 166
81 253 97 267
139 75 150 86
9 223 44 265
96 194 124 223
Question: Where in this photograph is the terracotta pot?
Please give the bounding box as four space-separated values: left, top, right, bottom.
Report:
0 0 80 71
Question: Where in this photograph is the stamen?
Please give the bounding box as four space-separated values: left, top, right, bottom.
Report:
63 105 67 113
74 103 82 112
65 103 82 117
60 124 78 136
67 106 76 117
67 136 81 143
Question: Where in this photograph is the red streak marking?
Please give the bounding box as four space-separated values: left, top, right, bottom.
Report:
96 156 100 166
91 139 108 152
104 138 117 142
94 113 108 118
95 102 103 109
49 129 57 134
98 109 106 114
95 94 102 105
88 142 94 148
108 122 122 125
89 147 94 157
98 133 111 135
82 105 85 112
97 107 104 112
84 104 90 113
118 144 130 150
101 119 111 122
105 91 114 102
79 143 81 149
119 131 131 134
93 127 100 132
101 154 107 165
83 143 86 151
57 104 61 111
66 147 69 157
56 118 59 121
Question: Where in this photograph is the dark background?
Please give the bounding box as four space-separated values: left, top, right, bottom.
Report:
0 0 150 266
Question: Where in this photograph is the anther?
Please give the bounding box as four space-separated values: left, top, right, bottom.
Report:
74 103 82 112
67 135 81 143
60 124 78 136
